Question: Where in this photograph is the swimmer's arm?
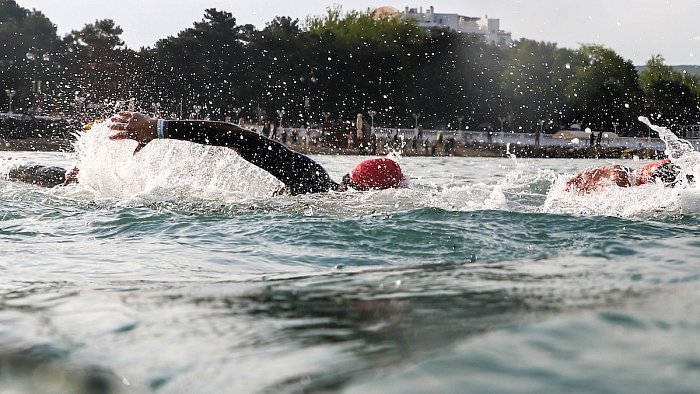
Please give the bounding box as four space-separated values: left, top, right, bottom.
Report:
108 113 339 193
160 120 298 181
162 121 340 194
109 112 293 177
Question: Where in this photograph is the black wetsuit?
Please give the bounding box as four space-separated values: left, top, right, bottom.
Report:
5 121 342 194
6 165 68 188
163 121 340 195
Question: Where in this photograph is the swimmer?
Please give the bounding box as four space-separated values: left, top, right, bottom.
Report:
565 159 688 194
6 112 405 195
6 165 78 187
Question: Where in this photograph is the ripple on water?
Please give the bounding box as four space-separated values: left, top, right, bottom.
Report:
343 286 700 394
3 146 700 392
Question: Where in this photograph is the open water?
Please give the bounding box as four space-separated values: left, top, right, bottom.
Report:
1 121 699 393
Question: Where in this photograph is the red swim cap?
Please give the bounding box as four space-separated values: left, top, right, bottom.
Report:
348 158 403 190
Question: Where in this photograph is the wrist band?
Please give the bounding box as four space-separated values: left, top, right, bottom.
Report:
157 119 166 139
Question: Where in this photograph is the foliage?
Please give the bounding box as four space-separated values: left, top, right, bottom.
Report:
501 39 579 131
250 16 314 123
639 55 700 127
304 6 428 126
566 45 644 132
62 19 137 109
140 9 252 118
0 0 59 109
2 2 700 136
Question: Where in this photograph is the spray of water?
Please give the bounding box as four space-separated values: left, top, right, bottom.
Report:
638 116 696 160
6 115 698 217
62 120 637 216
71 121 283 202
542 117 700 217
65 120 431 215
638 116 700 183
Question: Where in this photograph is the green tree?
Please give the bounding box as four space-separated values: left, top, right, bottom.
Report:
501 39 579 132
248 16 313 124
143 9 252 118
639 54 679 91
409 29 504 130
62 19 137 113
566 45 643 133
0 0 60 112
638 55 700 127
305 7 427 126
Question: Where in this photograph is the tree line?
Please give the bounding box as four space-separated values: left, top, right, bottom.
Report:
1 0 699 136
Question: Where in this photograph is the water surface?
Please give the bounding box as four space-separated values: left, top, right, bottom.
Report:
1 128 699 393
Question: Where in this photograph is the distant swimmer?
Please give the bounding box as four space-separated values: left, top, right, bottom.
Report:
6 112 405 195
565 159 689 194
6 165 78 188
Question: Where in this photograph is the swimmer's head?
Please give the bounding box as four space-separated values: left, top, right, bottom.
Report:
649 162 678 186
342 158 404 191
650 161 695 187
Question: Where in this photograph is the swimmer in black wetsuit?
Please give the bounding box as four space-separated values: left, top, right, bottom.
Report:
5 112 405 194
6 165 78 187
141 115 342 195
6 165 68 187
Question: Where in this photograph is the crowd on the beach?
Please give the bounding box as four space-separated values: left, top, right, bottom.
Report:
237 118 461 158
0 105 666 160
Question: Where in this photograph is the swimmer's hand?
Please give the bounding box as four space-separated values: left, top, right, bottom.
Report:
108 111 158 154
63 167 79 186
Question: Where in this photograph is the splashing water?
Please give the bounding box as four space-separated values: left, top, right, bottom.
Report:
638 116 700 185
62 120 437 215
5 116 700 218
638 116 696 160
505 142 517 162
543 117 700 217
384 139 406 163
71 121 283 202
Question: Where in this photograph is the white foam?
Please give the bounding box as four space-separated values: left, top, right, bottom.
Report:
70 121 283 201
543 176 682 217
7 116 700 218
541 118 700 217
638 116 697 160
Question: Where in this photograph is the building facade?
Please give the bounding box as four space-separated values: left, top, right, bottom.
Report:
402 6 512 47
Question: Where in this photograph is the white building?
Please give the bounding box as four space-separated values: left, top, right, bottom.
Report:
402 6 512 47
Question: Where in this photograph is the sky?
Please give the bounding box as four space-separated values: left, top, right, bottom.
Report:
16 0 700 65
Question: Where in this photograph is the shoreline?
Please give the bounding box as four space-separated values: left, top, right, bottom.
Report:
0 138 74 152
289 140 663 160
0 137 663 160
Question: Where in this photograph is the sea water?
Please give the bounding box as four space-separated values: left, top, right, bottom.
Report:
0 122 699 393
